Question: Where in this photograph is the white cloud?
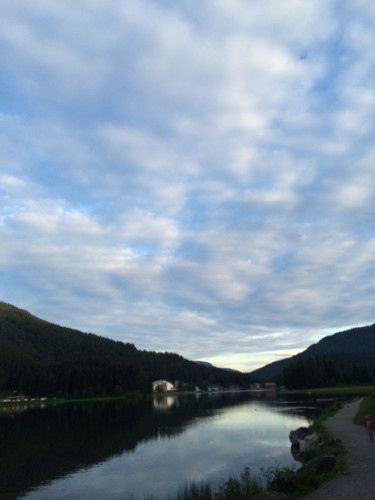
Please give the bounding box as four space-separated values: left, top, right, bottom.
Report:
1 0 375 371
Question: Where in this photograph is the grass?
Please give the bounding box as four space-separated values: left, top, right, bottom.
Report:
172 460 342 500
353 391 375 426
0 392 146 408
280 385 375 396
175 468 263 500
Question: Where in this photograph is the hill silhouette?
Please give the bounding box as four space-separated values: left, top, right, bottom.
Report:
250 323 375 388
0 302 252 397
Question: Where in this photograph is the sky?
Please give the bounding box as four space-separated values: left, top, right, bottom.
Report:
1 0 375 373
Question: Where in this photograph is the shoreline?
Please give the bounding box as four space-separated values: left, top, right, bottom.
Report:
1 384 373 407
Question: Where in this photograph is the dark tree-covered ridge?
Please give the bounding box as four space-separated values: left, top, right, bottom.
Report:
250 323 375 385
283 352 375 389
0 302 253 398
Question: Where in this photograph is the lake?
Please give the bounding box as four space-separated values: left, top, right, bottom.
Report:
0 391 341 499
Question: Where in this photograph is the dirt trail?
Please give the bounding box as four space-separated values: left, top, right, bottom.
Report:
303 399 375 500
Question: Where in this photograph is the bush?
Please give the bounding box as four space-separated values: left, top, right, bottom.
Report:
262 465 298 494
353 392 375 426
177 467 262 499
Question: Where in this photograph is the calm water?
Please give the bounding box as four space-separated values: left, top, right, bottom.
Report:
0 392 339 499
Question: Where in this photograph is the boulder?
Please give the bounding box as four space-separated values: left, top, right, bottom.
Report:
289 426 311 443
299 432 320 452
290 429 319 460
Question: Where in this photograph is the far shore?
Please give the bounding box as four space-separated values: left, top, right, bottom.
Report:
1 385 374 410
278 385 375 395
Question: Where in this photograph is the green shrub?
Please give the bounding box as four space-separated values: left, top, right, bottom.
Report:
177 482 213 499
353 392 375 425
177 467 262 499
262 465 298 494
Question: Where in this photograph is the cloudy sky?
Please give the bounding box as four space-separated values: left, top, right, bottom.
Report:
1 0 375 372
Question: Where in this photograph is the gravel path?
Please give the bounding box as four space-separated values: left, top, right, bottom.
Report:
303 399 375 500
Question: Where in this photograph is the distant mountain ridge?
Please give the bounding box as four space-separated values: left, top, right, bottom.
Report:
250 323 375 381
0 301 252 397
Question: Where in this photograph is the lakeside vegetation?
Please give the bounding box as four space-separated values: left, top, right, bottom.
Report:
174 409 346 499
0 391 147 410
353 391 375 425
279 385 375 396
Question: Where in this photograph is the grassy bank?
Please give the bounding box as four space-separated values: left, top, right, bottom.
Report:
280 385 375 396
353 391 375 425
0 392 146 409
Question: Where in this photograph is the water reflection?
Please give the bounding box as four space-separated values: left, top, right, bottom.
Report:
0 392 339 500
153 395 178 411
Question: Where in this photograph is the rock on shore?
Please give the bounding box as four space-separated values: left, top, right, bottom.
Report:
289 426 340 475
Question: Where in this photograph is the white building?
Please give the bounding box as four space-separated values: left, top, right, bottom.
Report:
152 379 175 392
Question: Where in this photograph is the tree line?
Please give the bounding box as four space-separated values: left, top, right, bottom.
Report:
283 352 375 389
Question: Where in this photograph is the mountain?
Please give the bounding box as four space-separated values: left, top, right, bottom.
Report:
250 323 375 383
196 361 241 374
195 361 215 368
0 302 253 398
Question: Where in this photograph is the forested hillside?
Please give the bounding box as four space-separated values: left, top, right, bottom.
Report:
284 352 375 389
0 302 253 398
250 323 375 388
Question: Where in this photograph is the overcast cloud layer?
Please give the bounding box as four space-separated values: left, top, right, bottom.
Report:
1 0 375 371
